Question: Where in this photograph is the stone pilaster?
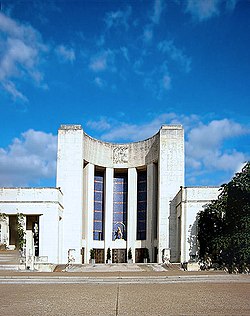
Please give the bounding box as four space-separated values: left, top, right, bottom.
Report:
83 162 94 263
127 168 137 261
104 168 114 261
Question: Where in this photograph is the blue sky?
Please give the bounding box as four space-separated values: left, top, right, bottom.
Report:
0 0 249 187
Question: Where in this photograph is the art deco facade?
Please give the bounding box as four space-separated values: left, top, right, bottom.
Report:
0 124 219 265
56 124 185 264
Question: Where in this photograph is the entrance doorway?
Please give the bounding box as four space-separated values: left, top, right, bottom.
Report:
26 215 39 256
9 215 18 247
94 249 104 263
112 249 127 263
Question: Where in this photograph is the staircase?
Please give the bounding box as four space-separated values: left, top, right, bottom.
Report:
0 250 20 270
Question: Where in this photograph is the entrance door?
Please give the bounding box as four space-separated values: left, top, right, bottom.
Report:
112 249 127 263
9 215 17 247
135 248 144 263
94 249 104 263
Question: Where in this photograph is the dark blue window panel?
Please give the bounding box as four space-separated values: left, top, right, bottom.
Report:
137 171 147 240
113 203 124 211
138 202 146 211
138 212 146 220
94 201 102 211
94 221 103 230
138 220 146 227
138 182 147 191
94 211 103 221
94 182 103 191
93 231 103 240
95 175 103 181
137 232 145 240
113 174 127 240
138 192 147 200
113 184 125 192
94 191 103 201
113 194 125 202
93 172 105 240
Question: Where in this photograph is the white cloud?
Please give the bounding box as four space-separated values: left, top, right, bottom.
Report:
158 40 191 73
186 0 220 21
93 113 175 142
0 12 48 101
185 0 239 21
143 0 165 43
87 114 249 181
55 45 75 63
186 119 249 172
162 75 171 90
104 6 132 30
0 129 57 186
93 77 106 88
86 117 111 131
152 0 164 24
143 62 172 99
120 47 129 62
89 50 116 72
1 81 28 102
143 24 153 43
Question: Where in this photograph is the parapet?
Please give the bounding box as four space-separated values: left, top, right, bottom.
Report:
59 125 82 130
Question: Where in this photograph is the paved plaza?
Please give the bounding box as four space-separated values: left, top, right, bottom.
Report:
0 267 249 315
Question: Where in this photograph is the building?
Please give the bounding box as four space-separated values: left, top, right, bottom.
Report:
0 124 220 265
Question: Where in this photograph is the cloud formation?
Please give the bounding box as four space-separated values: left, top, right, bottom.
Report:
55 45 75 63
158 40 191 73
0 130 57 186
185 119 248 172
1 116 248 187
185 0 238 21
93 77 106 88
104 6 131 30
86 114 249 185
151 0 164 24
0 12 47 101
89 50 116 72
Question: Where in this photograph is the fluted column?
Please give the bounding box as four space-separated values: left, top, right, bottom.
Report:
83 163 94 263
127 168 137 261
104 168 114 261
146 163 157 262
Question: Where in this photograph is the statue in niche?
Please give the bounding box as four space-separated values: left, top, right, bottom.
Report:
115 226 123 240
113 146 128 164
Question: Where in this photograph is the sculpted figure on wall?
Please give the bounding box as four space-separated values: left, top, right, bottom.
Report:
113 146 128 164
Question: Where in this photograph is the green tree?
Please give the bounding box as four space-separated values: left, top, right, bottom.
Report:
198 162 250 272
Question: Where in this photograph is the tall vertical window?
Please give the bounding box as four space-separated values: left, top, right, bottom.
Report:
113 174 127 240
137 170 147 240
93 171 104 240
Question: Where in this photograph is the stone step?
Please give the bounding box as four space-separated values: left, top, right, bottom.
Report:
0 250 20 265
0 264 19 270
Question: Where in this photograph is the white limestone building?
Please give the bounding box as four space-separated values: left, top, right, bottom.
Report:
0 124 220 265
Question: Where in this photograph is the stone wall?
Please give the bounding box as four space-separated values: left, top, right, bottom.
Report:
0 188 63 263
170 186 220 263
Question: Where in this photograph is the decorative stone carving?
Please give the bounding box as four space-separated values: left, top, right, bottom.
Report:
113 146 128 164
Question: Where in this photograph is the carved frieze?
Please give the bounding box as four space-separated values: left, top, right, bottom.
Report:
113 146 128 164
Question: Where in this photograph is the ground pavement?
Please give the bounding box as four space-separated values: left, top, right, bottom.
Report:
0 264 249 315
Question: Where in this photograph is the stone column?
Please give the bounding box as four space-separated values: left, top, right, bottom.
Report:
39 210 59 263
83 163 94 263
146 163 157 262
180 187 187 263
127 168 137 262
157 125 184 263
104 168 114 262
56 125 84 263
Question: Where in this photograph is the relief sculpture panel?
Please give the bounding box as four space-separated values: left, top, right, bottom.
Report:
113 146 128 164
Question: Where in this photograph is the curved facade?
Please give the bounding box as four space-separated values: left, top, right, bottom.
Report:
56 124 185 263
0 124 221 267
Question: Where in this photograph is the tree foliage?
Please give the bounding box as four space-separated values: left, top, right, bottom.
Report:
198 162 250 273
